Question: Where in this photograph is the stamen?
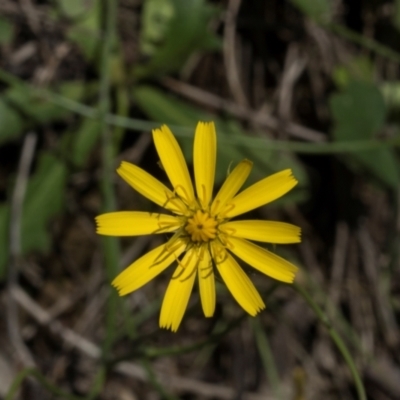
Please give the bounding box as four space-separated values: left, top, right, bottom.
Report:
154 234 187 265
218 203 235 219
211 243 228 264
163 191 187 215
218 235 234 250
154 219 181 234
210 199 220 216
201 267 213 279
174 184 190 205
173 250 196 279
200 249 214 279
219 225 236 236
180 261 198 282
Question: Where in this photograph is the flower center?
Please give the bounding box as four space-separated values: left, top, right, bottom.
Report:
185 210 218 243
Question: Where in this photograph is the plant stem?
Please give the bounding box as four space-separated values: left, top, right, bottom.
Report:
294 283 367 400
5 369 85 400
326 22 400 64
251 317 283 400
98 0 120 361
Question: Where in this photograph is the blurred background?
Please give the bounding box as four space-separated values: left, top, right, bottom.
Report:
1 0 400 399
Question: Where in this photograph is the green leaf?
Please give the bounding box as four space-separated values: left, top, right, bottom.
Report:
393 0 400 31
0 153 67 278
5 81 89 124
330 80 386 141
133 85 308 202
381 81 400 110
22 154 67 253
0 16 15 45
330 80 399 188
66 0 101 61
136 0 221 78
70 118 102 167
290 0 331 22
0 81 97 145
56 0 89 19
0 98 24 145
140 0 175 56
332 56 374 89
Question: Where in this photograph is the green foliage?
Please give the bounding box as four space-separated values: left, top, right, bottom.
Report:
135 0 221 78
393 0 400 31
331 81 386 141
290 0 331 22
56 0 90 19
381 81 400 110
330 80 400 188
0 98 24 144
140 0 176 56
66 0 102 61
0 16 15 45
6 82 88 123
70 119 102 167
332 56 374 89
0 82 96 146
21 154 67 255
133 85 308 204
0 153 67 278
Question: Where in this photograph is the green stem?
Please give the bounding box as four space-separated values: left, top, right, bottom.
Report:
142 360 180 400
251 317 283 400
2 67 400 155
110 313 247 365
143 314 246 359
293 283 367 400
5 369 86 400
325 22 400 64
98 0 120 360
111 285 280 364
85 367 106 400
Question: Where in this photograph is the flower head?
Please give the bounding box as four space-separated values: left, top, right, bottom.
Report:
96 122 301 331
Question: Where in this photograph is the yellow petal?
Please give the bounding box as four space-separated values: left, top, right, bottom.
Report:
211 159 253 216
159 248 198 331
197 248 215 317
112 238 187 296
228 237 298 283
194 122 217 209
96 212 181 236
212 243 265 316
222 220 301 243
224 169 298 218
117 161 185 214
152 125 195 204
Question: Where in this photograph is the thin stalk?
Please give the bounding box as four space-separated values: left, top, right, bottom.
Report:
251 317 283 400
98 0 120 360
2 67 400 155
293 283 367 400
85 367 107 400
142 360 180 400
326 22 400 64
110 285 280 364
110 313 247 365
5 369 86 400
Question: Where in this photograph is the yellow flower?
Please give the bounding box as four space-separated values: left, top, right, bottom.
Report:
96 122 301 331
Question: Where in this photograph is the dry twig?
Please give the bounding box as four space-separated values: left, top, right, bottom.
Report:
162 77 326 142
7 133 37 368
223 0 248 107
10 285 273 400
